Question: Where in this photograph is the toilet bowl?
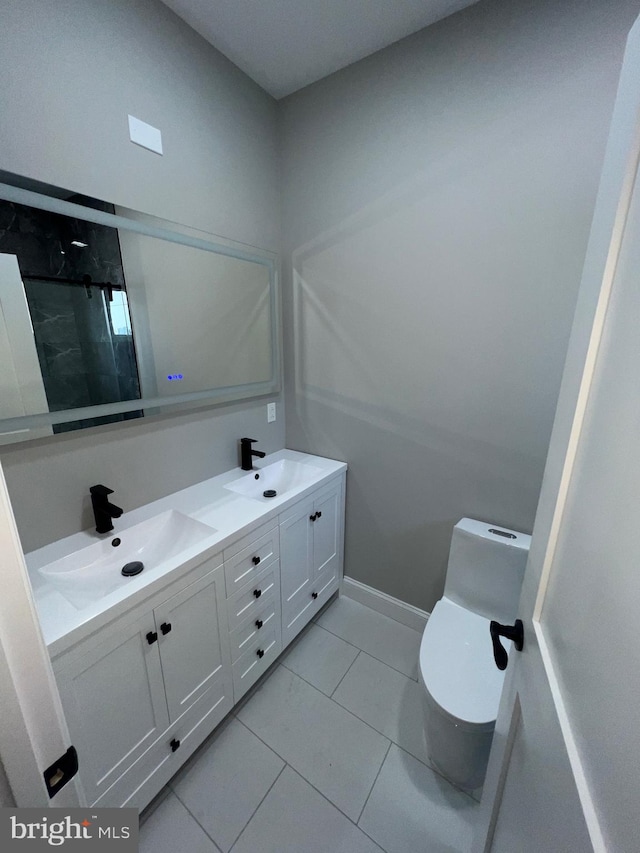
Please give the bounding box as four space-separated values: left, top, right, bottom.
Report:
418 518 530 790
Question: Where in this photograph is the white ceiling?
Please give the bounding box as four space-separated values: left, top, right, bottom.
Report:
160 0 480 99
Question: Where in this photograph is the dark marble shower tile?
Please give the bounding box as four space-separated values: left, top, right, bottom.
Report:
44 375 92 411
117 375 142 402
87 373 122 406
41 342 84 377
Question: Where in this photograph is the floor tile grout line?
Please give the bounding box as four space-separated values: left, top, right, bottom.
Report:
320 598 423 643
311 621 366 654
169 789 224 853
234 713 291 768
281 764 388 851
329 649 361 699
328 688 433 772
227 763 288 853
356 739 393 826
279 654 356 698
235 680 396 827
314 621 419 681
238 662 402 750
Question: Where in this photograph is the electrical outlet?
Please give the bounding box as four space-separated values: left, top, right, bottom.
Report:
267 402 276 423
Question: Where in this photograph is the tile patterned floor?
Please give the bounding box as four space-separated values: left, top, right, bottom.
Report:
140 596 479 853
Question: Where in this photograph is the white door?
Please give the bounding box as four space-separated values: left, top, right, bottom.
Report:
474 15 640 853
0 253 51 442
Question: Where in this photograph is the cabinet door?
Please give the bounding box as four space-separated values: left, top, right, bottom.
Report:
280 497 314 604
280 497 314 644
311 482 341 580
155 564 232 723
53 612 170 806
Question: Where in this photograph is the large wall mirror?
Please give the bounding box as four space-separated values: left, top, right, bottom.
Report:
0 173 279 444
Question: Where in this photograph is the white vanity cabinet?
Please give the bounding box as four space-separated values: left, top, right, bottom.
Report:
52 558 233 808
280 477 344 648
39 452 347 812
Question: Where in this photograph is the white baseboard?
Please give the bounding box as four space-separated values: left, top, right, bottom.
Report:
341 576 430 632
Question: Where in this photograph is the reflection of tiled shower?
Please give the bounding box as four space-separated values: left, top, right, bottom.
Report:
0 198 142 432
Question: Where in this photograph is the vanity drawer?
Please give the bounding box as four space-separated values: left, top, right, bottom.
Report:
229 596 279 663
232 624 281 702
226 563 279 632
224 526 279 598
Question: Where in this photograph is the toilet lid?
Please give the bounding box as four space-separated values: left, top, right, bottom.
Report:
419 597 507 727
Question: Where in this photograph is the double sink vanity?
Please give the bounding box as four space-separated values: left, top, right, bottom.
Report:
25 449 347 811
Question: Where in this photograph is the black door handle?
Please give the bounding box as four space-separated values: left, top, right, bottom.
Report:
253 588 262 598
160 622 172 635
146 631 158 645
170 738 180 752
255 619 263 629
490 619 524 670
252 555 261 565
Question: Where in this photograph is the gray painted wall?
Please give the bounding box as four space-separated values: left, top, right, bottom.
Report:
0 758 15 807
280 0 640 611
0 0 284 552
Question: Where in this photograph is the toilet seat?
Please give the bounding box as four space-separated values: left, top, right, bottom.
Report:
419 597 507 731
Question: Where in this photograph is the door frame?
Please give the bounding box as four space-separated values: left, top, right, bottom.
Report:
0 460 81 807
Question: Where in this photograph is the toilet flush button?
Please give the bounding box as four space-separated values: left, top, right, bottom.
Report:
488 528 516 539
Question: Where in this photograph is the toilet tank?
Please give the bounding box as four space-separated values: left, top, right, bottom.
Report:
443 518 531 623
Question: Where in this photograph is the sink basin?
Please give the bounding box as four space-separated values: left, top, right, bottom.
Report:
38 510 217 610
224 458 324 501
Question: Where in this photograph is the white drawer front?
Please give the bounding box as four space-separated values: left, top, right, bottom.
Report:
229 597 279 663
224 527 279 598
226 564 279 632
232 625 281 702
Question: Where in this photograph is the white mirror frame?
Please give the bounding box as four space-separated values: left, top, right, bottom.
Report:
0 181 280 439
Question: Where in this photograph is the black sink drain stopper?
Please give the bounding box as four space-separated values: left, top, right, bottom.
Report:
263 489 277 498
122 561 144 576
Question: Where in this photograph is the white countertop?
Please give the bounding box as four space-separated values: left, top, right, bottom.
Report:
26 449 347 657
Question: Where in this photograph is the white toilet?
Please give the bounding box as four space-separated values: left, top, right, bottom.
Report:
418 518 530 791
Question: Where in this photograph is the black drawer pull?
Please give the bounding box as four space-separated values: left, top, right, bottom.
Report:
253 588 262 598
252 555 261 566
256 649 265 658
316 510 322 519
310 513 317 522
160 622 172 635
170 738 181 752
146 631 158 645
312 592 318 600
255 619 263 629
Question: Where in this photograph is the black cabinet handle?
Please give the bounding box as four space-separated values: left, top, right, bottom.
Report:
146 631 158 645
310 512 317 521
252 555 261 566
256 649 265 658
490 619 524 670
160 622 172 635
255 619 263 629
316 510 322 519
253 588 262 598
312 592 318 600
170 738 180 752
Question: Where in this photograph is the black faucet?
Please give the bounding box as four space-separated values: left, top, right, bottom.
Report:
90 484 123 534
240 438 266 471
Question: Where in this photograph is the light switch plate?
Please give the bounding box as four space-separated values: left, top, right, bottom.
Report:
128 115 163 155
267 402 276 423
